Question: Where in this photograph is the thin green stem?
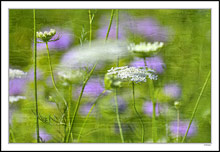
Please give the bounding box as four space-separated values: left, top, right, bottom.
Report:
132 82 145 143
148 78 157 143
45 42 68 107
9 127 16 143
65 63 97 143
177 109 179 143
77 90 106 142
182 70 211 143
116 9 119 66
152 102 157 143
115 88 125 143
105 9 115 42
88 10 92 47
33 9 40 143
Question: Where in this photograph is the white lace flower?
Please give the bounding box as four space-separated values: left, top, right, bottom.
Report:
37 29 57 42
9 69 27 79
128 42 164 57
57 68 84 84
107 66 158 83
9 96 26 103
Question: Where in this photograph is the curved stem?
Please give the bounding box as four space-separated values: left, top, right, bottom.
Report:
105 9 114 42
45 42 68 107
65 63 97 143
77 90 106 142
182 70 211 143
132 82 145 143
33 9 40 143
115 88 125 143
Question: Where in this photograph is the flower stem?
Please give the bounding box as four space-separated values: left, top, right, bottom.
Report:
116 9 119 66
132 82 145 143
177 109 180 143
65 63 97 143
148 78 157 143
182 70 211 143
9 127 16 143
115 88 125 143
45 42 68 107
88 9 92 47
152 101 157 143
33 9 40 143
77 90 106 142
105 9 114 42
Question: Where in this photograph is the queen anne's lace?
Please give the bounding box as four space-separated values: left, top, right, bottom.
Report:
37 29 56 42
9 69 27 79
107 66 158 83
128 42 164 53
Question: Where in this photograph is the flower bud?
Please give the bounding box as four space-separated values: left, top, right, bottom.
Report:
174 101 181 109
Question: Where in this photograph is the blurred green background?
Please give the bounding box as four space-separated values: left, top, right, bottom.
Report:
9 9 211 143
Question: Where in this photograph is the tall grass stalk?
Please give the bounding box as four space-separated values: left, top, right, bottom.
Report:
105 9 114 42
88 10 93 47
33 9 40 143
65 63 97 143
132 82 145 143
182 70 211 143
77 90 106 142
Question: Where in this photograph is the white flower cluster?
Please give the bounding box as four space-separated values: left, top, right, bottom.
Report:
57 69 84 84
9 69 27 79
107 66 158 83
128 42 164 53
9 96 26 103
37 29 56 42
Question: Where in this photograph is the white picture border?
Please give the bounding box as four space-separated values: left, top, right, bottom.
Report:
1 1 219 151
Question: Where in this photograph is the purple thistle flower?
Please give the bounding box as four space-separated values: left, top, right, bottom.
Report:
130 56 165 74
143 101 160 117
9 78 27 96
143 101 168 117
36 28 73 51
130 18 171 42
76 78 104 98
163 83 182 99
34 129 51 142
169 120 197 137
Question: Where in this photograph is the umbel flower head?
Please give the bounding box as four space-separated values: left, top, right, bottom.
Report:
128 42 164 57
9 69 27 79
36 29 57 42
105 66 158 89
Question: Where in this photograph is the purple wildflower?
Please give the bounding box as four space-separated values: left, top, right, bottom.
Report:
9 78 27 96
97 13 132 40
170 120 197 137
163 83 182 99
97 22 126 40
76 78 104 98
34 129 51 142
130 56 165 74
36 28 73 51
130 18 171 42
